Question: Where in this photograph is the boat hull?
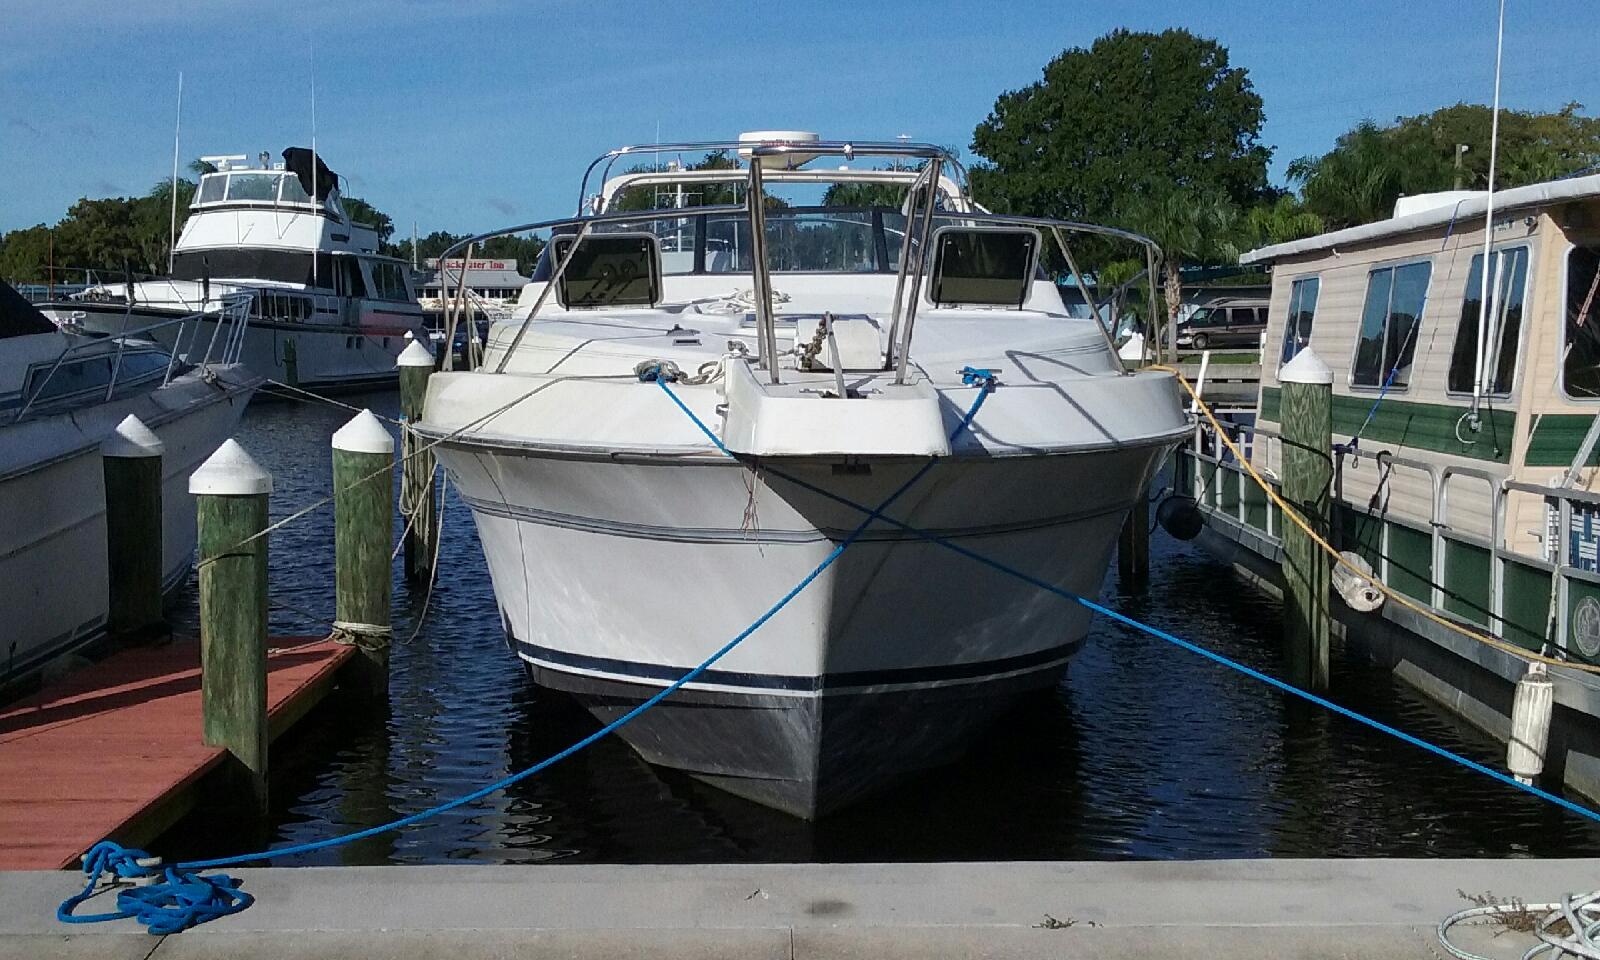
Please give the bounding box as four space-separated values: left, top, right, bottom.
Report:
437 439 1169 816
1 368 257 689
40 301 413 393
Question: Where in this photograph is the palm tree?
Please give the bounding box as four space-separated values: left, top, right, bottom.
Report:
1120 189 1241 350
1246 195 1324 247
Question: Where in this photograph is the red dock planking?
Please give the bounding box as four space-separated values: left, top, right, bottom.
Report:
0 636 353 870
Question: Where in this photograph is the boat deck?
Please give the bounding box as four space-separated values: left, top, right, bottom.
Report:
0 636 352 870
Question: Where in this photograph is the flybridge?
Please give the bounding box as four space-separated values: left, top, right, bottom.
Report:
192 148 343 211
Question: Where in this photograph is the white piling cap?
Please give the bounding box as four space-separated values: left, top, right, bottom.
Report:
1279 348 1333 385
190 439 272 496
102 414 164 459
397 339 435 368
331 409 395 454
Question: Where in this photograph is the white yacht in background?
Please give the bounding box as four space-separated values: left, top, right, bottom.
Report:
416 133 1189 817
38 149 426 393
1 280 259 690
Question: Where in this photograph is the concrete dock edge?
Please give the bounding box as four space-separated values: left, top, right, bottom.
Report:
6 858 1599 958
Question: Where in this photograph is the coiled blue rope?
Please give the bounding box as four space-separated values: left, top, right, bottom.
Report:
657 375 1600 828
57 842 253 935
55 375 997 935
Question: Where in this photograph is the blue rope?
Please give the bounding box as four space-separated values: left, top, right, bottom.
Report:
659 376 1600 827
57 842 253 935
56 375 997 934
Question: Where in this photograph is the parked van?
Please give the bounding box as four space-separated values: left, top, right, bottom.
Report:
1176 298 1269 350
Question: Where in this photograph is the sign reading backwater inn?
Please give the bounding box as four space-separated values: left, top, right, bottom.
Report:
425 259 518 273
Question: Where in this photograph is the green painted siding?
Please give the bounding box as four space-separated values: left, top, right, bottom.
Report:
1525 414 1600 466
1442 539 1493 625
1501 560 1553 651
1243 474 1269 531
1259 388 1514 463
1386 521 1434 603
1219 465 1240 515
1566 580 1600 665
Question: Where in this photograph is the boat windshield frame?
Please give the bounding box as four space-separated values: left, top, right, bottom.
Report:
440 140 1163 381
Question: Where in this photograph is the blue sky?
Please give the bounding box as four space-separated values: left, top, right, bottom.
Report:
2 0 1595 236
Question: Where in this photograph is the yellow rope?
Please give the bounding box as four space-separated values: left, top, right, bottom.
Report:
1149 364 1600 677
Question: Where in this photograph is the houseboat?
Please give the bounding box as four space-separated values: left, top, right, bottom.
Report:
1183 173 1600 801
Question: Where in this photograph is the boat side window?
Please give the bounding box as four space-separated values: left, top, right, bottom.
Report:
338 258 368 299
551 234 661 308
26 356 113 403
1351 260 1432 390
1279 277 1321 366
278 175 312 204
196 175 225 205
1447 246 1529 396
1563 245 1600 399
928 227 1038 308
368 261 411 302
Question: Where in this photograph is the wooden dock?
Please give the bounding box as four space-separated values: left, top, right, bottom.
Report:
0 636 353 870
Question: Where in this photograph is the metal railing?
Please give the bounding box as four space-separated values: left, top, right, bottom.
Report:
436 156 1163 382
16 293 253 424
1179 417 1600 664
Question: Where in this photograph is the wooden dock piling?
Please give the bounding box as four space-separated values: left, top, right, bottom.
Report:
1279 350 1333 691
190 439 273 813
332 410 395 697
102 415 165 637
397 339 437 584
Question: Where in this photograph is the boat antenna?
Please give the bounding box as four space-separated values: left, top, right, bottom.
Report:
310 36 319 289
1468 0 1507 430
168 72 183 274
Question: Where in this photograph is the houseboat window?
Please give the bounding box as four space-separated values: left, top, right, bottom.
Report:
172 249 335 287
225 174 280 202
1351 261 1432 389
1564 245 1600 399
1279 277 1320 366
338 259 368 299
1447 246 1529 395
196 175 226 205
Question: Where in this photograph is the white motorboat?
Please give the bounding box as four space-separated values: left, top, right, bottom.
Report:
38 149 426 394
415 133 1190 816
1 280 260 690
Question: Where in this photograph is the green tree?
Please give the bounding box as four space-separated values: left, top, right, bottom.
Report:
611 150 742 211
342 196 394 243
0 225 55 283
970 28 1271 232
1119 188 1241 336
1244 194 1324 247
1290 103 1600 228
821 182 906 208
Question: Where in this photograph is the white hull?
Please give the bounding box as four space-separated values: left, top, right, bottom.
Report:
41 302 412 392
0 369 255 686
438 438 1169 814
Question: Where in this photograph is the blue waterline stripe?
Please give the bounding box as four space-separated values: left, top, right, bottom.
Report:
512 636 1082 692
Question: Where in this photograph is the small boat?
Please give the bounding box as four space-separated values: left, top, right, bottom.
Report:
1 280 260 690
416 132 1189 816
37 149 426 394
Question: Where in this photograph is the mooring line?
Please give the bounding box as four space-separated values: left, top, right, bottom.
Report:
54 376 996 935
657 375 1600 827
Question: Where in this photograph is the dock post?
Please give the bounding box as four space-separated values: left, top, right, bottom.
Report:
332 409 395 697
1118 490 1151 589
1279 349 1334 691
190 440 272 813
102 415 165 638
397 339 437 584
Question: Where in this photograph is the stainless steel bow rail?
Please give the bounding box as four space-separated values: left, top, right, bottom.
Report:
15 293 253 424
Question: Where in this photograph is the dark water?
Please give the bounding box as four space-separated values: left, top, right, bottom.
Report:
159 389 1600 865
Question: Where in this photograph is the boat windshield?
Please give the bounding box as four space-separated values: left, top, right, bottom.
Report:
570 207 907 276
195 172 317 207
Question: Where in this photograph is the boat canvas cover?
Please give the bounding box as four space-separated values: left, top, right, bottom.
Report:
281 147 338 201
0 281 57 339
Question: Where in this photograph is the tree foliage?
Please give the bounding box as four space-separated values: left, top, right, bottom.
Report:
1289 103 1600 228
970 28 1271 228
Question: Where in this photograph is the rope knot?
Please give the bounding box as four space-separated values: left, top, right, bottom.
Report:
635 359 683 383
959 366 998 391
